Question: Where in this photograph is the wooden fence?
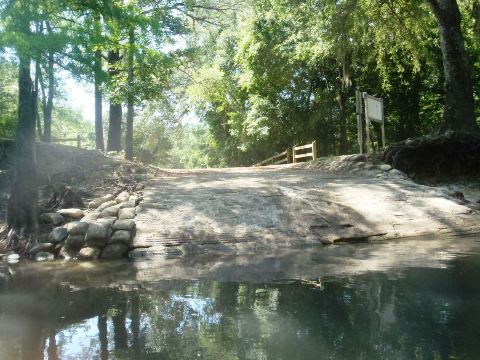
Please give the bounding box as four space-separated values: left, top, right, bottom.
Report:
292 140 317 163
253 141 317 167
52 134 82 148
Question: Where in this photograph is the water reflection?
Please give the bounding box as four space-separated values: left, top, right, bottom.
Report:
1 239 480 359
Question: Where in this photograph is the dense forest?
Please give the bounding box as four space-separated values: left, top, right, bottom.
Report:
1 0 479 232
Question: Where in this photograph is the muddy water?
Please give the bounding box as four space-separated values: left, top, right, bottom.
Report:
1 236 480 359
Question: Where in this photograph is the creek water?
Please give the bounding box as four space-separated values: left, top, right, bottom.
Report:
0 236 480 359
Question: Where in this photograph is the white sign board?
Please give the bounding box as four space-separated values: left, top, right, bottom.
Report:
365 95 383 123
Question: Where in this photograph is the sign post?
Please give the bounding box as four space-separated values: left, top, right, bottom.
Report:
355 90 364 154
363 93 385 153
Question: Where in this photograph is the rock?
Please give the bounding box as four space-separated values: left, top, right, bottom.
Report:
118 207 135 220
57 208 84 219
4 253 20 263
109 230 132 245
112 219 136 231
363 163 374 170
97 217 117 227
351 154 367 162
54 241 64 255
85 223 109 241
101 243 129 259
47 227 68 244
66 221 89 235
379 164 392 171
78 247 101 261
119 200 136 209
115 191 130 204
58 245 78 260
65 235 86 249
389 169 406 177
81 212 100 222
97 200 117 212
30 243 55 255
39 212 64 226
35 252 55 261
89 194 114 209
100 204 121 218
129 194 139 205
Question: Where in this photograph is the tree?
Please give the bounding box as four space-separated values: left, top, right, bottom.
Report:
3 1 38 234
426 0 479 132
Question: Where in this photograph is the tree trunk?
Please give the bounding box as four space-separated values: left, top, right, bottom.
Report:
338 88 349 154
94 15 105 151
125 28 135 160
34 60 42 140
107 49 122 152
7 46 38 233
94 50 105 151
39 50 54 143
426 0 479 132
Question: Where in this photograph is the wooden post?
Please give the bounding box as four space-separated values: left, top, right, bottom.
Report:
292 146 296 163
380 97 386 149
312 140 317 160
77 134 81 148
286 148 291 163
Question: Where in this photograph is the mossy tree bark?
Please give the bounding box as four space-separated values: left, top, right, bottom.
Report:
7 45 38 234
107 49 122 152
427 0 479 133
125 27 135 161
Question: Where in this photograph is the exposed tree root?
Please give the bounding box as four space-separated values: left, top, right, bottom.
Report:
45 183 85 211
383 131 480 180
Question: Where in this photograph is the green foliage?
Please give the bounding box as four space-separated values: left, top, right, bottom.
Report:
0 59 17 138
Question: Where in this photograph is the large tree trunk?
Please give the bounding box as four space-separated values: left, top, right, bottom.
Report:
7 50 38 234
125 28 135 161
94 15 105 151
39 50 54 143
34 60 42 140
94 50 105 151
427 0 479 133
107 49 122 152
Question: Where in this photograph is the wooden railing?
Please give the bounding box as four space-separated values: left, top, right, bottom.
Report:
52 134 82 148
292 140 317 163
253 149 289 167
253 140 317 167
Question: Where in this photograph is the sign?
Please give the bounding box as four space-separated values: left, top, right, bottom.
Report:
364 94 383 123
355 91 386 153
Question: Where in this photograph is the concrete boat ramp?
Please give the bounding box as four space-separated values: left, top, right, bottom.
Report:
132 165 480 258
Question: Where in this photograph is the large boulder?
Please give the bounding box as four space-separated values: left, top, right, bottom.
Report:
35 252 55 262
118 207 135 220
97 200 117 212
65 234 86 249
115 191 130 204
39 212 64 226
100 204 121 218
89 194 114 209
58 245 78 260
78 247 101 261
29 242 55 256
47 227 68 244
57 208 84 219
108 230 132 246
101 243 128 259
65 221 89 235
81 212 100 222
85 223 110 247
112 219 136 231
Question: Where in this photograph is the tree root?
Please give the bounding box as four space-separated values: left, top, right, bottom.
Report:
383 131 480 180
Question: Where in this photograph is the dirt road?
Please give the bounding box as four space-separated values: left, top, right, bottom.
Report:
132 165 480 257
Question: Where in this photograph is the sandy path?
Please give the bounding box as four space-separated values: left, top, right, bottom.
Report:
132 165 480 257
